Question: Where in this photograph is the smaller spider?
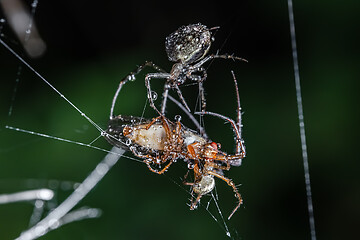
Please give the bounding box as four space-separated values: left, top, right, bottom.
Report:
110 23 247 118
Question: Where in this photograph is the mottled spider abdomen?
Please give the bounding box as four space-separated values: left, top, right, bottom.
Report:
165 23 212 64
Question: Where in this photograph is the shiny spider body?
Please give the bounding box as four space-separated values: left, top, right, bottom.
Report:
110 23 246 117
104 70 245 219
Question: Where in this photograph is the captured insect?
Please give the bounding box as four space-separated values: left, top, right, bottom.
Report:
105 70 246 219
110 23 247 117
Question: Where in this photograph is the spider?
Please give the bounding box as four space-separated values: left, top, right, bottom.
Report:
104 70 246 219
110 23 247 118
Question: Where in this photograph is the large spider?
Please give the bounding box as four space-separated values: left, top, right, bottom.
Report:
110 23 247 118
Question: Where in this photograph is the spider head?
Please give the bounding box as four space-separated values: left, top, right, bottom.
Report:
165 23 212 64
203 142 220 159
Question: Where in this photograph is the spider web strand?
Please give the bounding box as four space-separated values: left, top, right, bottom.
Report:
287 1 316 240
0 39 104 134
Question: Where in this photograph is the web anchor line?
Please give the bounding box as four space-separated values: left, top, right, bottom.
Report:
287 1 317 240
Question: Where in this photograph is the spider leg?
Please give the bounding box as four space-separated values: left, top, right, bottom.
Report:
182 170 194 185
207 157 230 171
167 95 208 138
110 61 166 118
231 70 244 159
160 84 170 114
207 171 243 220
192 53 248 69
110 78 129 119
145 72 171 115
173 84 191 112
190 193 202 210
145 156 174 174
198 81 206 112
195 111 246 160
185 164 204 210
187 66 208 112
194 71 246 166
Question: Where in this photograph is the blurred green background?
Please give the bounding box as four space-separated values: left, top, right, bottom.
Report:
0 0 359 239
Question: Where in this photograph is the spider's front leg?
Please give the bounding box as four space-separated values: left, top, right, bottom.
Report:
145 72 171 115
188 66 208 112
193 53 248 70
110 61 166 118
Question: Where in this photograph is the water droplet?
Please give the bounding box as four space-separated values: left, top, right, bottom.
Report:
148 91 158 101
127 74 135 81
174 115 182 122
125 139 132 146
187 162 194 169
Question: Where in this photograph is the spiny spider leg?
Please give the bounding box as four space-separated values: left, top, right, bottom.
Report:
207 171 242 220
173 84 191 112
145 73 192 115
110 61 167 118
192 53 248 70
195 71 246 164
188 53 246 112
231 70 244 155
167 95 208 138
194 111 246 160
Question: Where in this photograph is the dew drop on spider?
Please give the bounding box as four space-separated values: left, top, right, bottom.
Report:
127 74 135 81
148 91 158 101
174 115 182 122
188 162 195 169
125 139 132 146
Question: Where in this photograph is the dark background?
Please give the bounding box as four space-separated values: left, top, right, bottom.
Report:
0 0 359 239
